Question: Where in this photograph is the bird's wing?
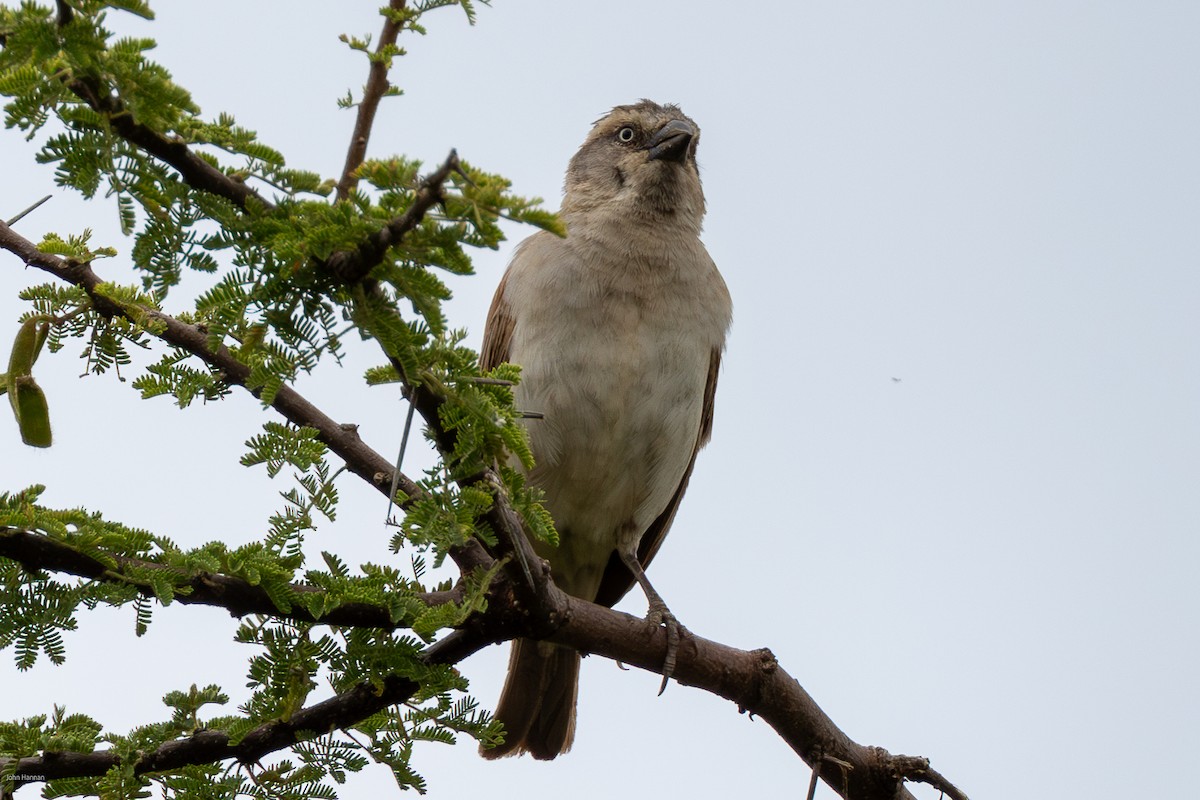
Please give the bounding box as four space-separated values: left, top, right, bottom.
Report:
592 346 722 609
479 269 515 371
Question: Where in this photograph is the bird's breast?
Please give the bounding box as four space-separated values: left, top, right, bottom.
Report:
505 239 728 594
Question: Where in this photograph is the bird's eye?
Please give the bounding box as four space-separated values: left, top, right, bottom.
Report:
616 126 636 143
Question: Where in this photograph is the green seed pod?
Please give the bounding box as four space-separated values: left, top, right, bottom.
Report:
8 317 41 378
12 376 52 448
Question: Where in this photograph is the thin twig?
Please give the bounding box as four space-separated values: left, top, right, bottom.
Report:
335 0 408 202
62 62 460 297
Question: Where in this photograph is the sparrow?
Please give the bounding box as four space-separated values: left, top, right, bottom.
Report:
478 100 731 760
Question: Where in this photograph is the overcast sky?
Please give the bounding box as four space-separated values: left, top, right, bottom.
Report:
2 2 1198 798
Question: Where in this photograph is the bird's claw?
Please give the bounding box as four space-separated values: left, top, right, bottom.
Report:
646 601 682 695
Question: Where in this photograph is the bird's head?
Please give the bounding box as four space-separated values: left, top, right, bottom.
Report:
561 100 705 229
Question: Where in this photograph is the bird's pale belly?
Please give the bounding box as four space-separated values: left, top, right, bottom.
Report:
514 321 707 599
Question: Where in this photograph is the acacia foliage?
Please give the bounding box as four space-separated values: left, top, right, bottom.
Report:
0 1 558 796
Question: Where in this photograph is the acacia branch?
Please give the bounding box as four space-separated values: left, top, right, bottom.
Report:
0 527 461 628
65 55 459 289
1 626 506 790
335 0 408 202
1 507 969 798
2 674 426 788
326 150 460 285
0 465 969 798
65 76 271 214
54 32 471 491
542 596 969 800
0 218 495 571
0 539 969 800
0 219 407 497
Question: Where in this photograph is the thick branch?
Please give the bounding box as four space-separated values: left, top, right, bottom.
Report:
0 546 967 800
0 517 968 800
0 527 460 628
545 596 969 800
335 0 408 202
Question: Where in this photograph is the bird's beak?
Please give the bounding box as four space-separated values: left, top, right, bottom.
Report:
645 119 695 163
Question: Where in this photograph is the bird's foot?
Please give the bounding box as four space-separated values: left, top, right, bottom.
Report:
645 599 682 695
616 546 684 694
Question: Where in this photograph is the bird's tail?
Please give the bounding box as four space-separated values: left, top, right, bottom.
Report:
480 638 580 760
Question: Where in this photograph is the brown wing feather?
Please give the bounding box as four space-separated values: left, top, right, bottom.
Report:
593 346 722 608
480 270 515 371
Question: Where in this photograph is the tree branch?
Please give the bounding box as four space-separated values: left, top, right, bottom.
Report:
544 596 973 800
0 219 408 498
326 149 460 285
335 0 408 202
888 756 971 800
0 487 971 799
56 37 473 469
1 215 492 573
0 546 969 800
0 220 490 573
0 527 461 628
65 76 272 214
0 611 500 792
65 55 459 290
2 674 423 788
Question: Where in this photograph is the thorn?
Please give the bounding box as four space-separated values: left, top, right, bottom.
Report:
466 376 515 386
447 149 476 187
6 195 52 226
384 394 417 524
806 749 822 800
823 754 854 771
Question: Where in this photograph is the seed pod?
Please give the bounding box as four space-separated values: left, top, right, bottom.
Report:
12 375 52 448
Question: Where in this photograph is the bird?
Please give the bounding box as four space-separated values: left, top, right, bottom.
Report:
478 100 732 760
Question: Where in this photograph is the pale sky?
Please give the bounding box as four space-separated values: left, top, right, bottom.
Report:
2 2 1198 798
